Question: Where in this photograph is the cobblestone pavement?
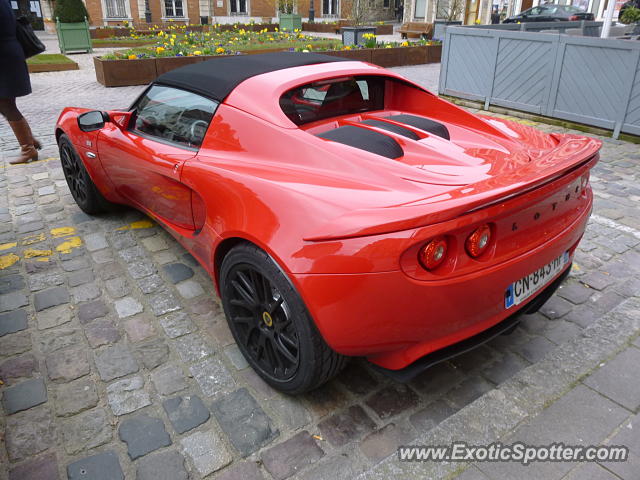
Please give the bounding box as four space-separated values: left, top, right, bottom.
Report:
1 42 639 480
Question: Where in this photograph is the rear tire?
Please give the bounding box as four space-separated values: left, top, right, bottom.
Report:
59 134 114 214
220 243 348 394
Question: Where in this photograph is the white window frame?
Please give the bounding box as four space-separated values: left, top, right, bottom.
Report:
160 0 189 22
163 0 187 18
229 0 249 15
322 0 340 16
101 0 133 21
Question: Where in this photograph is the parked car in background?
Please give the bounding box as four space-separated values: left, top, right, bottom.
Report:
504 4 595 23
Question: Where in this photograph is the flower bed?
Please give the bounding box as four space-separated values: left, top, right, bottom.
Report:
99 29 340 60
27 54 79 73
94 29 442 87
90 22 276 39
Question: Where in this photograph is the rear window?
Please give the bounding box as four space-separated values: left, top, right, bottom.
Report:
280 76 385 125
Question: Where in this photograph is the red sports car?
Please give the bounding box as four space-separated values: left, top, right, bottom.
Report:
55 52 600 393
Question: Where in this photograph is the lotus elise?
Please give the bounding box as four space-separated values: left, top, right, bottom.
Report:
55 52 600 393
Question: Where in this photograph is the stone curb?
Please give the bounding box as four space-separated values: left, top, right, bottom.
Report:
359 296 640 480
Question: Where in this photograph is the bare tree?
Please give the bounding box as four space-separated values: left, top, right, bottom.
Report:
436 0 465 21
350 0 373 26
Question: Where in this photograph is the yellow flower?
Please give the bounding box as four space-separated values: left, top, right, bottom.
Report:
474 19 481 24
306 44 312 49
156 46 165 54
385 44 392 48
215 47 225 54
401 41 409 47
128 54 136 59
193 50 202 55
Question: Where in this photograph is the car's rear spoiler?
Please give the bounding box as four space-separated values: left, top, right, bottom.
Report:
303 136 601 242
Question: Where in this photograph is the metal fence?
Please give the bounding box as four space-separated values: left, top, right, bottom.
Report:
438 27 640 138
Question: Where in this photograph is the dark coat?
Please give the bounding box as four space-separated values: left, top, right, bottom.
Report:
0 0 32 98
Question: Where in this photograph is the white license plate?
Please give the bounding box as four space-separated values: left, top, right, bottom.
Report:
505 252 569 309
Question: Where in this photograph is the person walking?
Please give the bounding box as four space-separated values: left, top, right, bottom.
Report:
0 0 41 164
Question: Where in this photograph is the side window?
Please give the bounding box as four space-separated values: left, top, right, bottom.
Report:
132 85 218 149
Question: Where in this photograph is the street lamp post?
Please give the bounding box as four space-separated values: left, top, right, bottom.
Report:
309 0 315 22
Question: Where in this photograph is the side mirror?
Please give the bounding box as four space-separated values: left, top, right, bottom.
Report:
78 111 109 132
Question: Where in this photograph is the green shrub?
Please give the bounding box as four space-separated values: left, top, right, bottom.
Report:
54 0 89 23
620 6 640 24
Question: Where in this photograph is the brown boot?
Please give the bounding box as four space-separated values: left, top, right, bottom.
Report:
7 118 40 165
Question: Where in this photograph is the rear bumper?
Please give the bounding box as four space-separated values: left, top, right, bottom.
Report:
369 264 571 382
292 191 591 370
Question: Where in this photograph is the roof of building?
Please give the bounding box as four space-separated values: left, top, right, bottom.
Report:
154 52 350 102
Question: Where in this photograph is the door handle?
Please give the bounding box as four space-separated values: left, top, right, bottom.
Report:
86 152 96 158
173 163 180 173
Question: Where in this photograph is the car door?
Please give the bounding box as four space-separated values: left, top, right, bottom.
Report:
98 85 218 230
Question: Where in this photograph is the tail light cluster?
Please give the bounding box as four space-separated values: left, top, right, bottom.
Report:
418 224 493 271
569 15 579 20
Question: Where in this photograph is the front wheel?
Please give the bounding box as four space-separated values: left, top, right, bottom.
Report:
220 243 347 394
59 134 114 214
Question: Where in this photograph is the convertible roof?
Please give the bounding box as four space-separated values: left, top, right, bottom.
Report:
154 52 350 102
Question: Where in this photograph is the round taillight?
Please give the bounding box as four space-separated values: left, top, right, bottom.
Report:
466 225 491 258
419 237 448 270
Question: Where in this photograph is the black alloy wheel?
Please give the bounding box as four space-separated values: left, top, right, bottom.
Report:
226 263 300 381
220 243 347 394
58 134 113 214
60 140 88 204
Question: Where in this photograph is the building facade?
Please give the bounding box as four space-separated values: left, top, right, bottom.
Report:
38 0 396 27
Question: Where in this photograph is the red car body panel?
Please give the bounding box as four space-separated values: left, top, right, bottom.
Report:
55 60 600 371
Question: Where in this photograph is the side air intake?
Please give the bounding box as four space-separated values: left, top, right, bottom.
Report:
386 114 450 140
317 125 404 159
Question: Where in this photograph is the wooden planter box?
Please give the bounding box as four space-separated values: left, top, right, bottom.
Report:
28 61 79 73
371 46 427 67
94 57 157 87
375 24 393 35
94 45 438 87
92 40 155 48
427 44 442 63
302 22 338 33
155 56 205 75
323 49 373 63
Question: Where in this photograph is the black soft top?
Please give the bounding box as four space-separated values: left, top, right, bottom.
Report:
154 52 350 102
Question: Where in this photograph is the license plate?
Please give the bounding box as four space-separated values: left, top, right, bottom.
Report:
505 251 569 309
